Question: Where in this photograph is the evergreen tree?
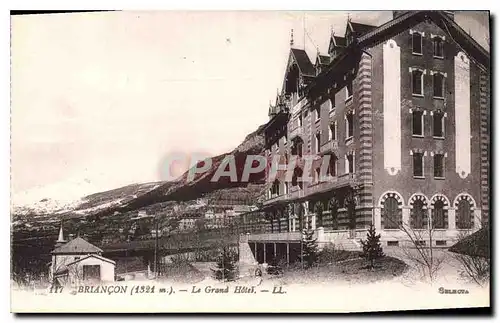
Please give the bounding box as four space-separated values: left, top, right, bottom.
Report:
211 247 238 281
301 229 319 268
360 224 385 269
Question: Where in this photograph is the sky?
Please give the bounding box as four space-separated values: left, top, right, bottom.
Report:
10 11 489 206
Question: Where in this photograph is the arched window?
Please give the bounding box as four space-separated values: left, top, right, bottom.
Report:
432 200 446 229
411 200 426 229
383 197 401 229
457 200 473 229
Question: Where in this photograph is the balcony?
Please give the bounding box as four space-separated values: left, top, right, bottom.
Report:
262 187 307 206
307 173 356 196
320 139 339 154
247 231 302 242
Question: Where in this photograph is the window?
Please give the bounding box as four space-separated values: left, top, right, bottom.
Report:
432 200 446 229
457 200 472 229
383 197 401 229
271 179 280 196
292 139 303 157
330 97 335 112
315 132 321 154
346 82 353 100
346 153 354 174
327 154 337 177
413 152 424 177
83 265 101 281
328 122 336 141
433 37 444 58
433 111 444 137
292 167 303 189
315 106 321 122
412 70 423 95
298 114 303 127
412 32 422 54
346 113 354 139
433 73 444 98
314 167 321 183
434 154 444 178
411 200 426 229
412 110 424 136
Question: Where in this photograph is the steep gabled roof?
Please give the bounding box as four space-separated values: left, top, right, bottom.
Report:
348 21 377 36
290 48 315 76
308 11 490 98
52 237 103 254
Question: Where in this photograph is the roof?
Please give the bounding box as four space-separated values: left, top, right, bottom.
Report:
308 11 490 98
317 55 330 66
332 35 347 47
66 254 116 266
290 48 315 76
449 228 490 258
348 21 377 36
52 237 103 254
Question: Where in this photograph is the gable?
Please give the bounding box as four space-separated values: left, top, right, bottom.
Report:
52 237 103 254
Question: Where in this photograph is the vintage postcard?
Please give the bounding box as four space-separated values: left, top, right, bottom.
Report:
10 10 491 313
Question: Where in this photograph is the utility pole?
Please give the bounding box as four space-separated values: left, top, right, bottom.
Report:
154 216 159 279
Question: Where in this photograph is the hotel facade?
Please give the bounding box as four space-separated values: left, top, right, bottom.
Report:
238 11 490 264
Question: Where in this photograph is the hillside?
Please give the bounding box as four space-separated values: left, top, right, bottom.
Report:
12 124 267 252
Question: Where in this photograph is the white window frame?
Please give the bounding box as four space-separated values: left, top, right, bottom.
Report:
315 106 321 123
410 108 426 137
315 132 321 154
431 34 445 58
431 71 447 99
431 111 446 139
345 152 355 174
330 97 336 113
430 152 447 179
345 112 354 140
345 82 353 102
410 150 426 178
328 154 338 177
409 67 426 97
410 30 425 55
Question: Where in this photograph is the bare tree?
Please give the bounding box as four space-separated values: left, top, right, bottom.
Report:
384 208 444 283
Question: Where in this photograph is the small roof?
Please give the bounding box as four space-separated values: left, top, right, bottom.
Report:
66 254 116 266
290 48 315 76
52 237 103 254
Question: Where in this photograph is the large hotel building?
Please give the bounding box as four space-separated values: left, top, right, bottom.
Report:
239 11 490 264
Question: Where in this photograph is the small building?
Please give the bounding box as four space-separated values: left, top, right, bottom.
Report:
49 223 115 286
